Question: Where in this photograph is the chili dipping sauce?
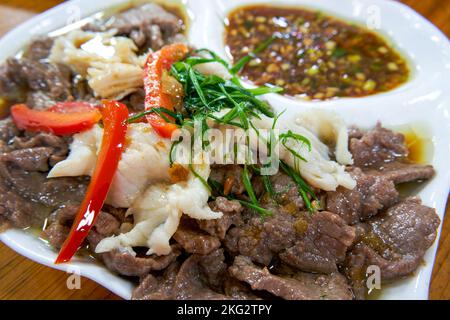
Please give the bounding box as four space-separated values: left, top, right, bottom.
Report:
225 5 410 100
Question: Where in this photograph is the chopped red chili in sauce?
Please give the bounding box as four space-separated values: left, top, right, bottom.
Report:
225 5 410 100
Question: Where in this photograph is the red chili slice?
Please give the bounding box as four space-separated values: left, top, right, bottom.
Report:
11 102 101 136
144 43 188 138
55 100 129 264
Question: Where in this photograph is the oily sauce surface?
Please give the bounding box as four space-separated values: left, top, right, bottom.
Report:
225 5 410 100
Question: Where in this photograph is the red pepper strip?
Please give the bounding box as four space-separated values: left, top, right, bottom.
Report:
48 101 96 113
55 100 129 264
11 102 101 136
144 43 188 138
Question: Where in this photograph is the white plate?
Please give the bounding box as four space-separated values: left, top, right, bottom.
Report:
0 0 449 300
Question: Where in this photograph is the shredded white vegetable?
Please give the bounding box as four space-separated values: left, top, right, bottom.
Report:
95 164 221 256
49 30 146 99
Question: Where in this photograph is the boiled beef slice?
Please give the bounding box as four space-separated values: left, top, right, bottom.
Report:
225 205 355 274
349 123 408 168
279 211 356 274
210 165 247 196
173 217 221 255
348 124 434 185
344 198 440 298
0 132 87 229
23 37 55 61
83 3 184 51
364 161 435 184
3 58 73 109
101 245 182 277
229 256 352 300
133 249 229 300
198 197 243 239
326 167 399 224
132 261 180 300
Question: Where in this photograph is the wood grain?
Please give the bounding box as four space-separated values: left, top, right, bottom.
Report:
0 0 449 300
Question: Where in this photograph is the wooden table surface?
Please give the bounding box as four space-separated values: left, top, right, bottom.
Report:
0 0 449 300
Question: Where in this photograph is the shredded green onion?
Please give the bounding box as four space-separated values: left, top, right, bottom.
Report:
242 165 258 205
169 137 183 166
237 199 273 217
131 47 317 217
279 161 318 213
189 164 211 192
127 107 181 124
279 130 312 162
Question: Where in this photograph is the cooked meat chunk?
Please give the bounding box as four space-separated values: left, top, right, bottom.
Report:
85 208 130 249
252 171 307 213
84 3 185 50
0 165 88 207
225 225 272 264
0 133 87 229
42 204 79 248
23 37 55 61
210 165 247 195
26 91 59 110
198 197 243 239
0 119 19 146
1 147 53 172
122 88 145 112
224 206 297 265
310 212 353 267
173 250 229 300
49 204 79 225
92 211 121 237
0 180 51 228
229 256 352 300
345 198 440 298
173 218 221 255
0 129 86 207
11 132 68 151
130 25 165 51
326 167 399 224
348 124 435 186
229 256 301 299
79 205 177 278
364 161 435 184
267 172 305 210
101 205 130 226
43 204 125 249
288 273 352 300
279 211 356 274
225 205 355 274
132 261 180 300
0 64 24 103
223 276 262 300
134 249 228 300
108 3 182 35
350 123 408 168
101 245 182 277
348 126 364 140
197 248 228 290
2 58 73 109
11 132 69 166
43 223 70 249
368 198 439 263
